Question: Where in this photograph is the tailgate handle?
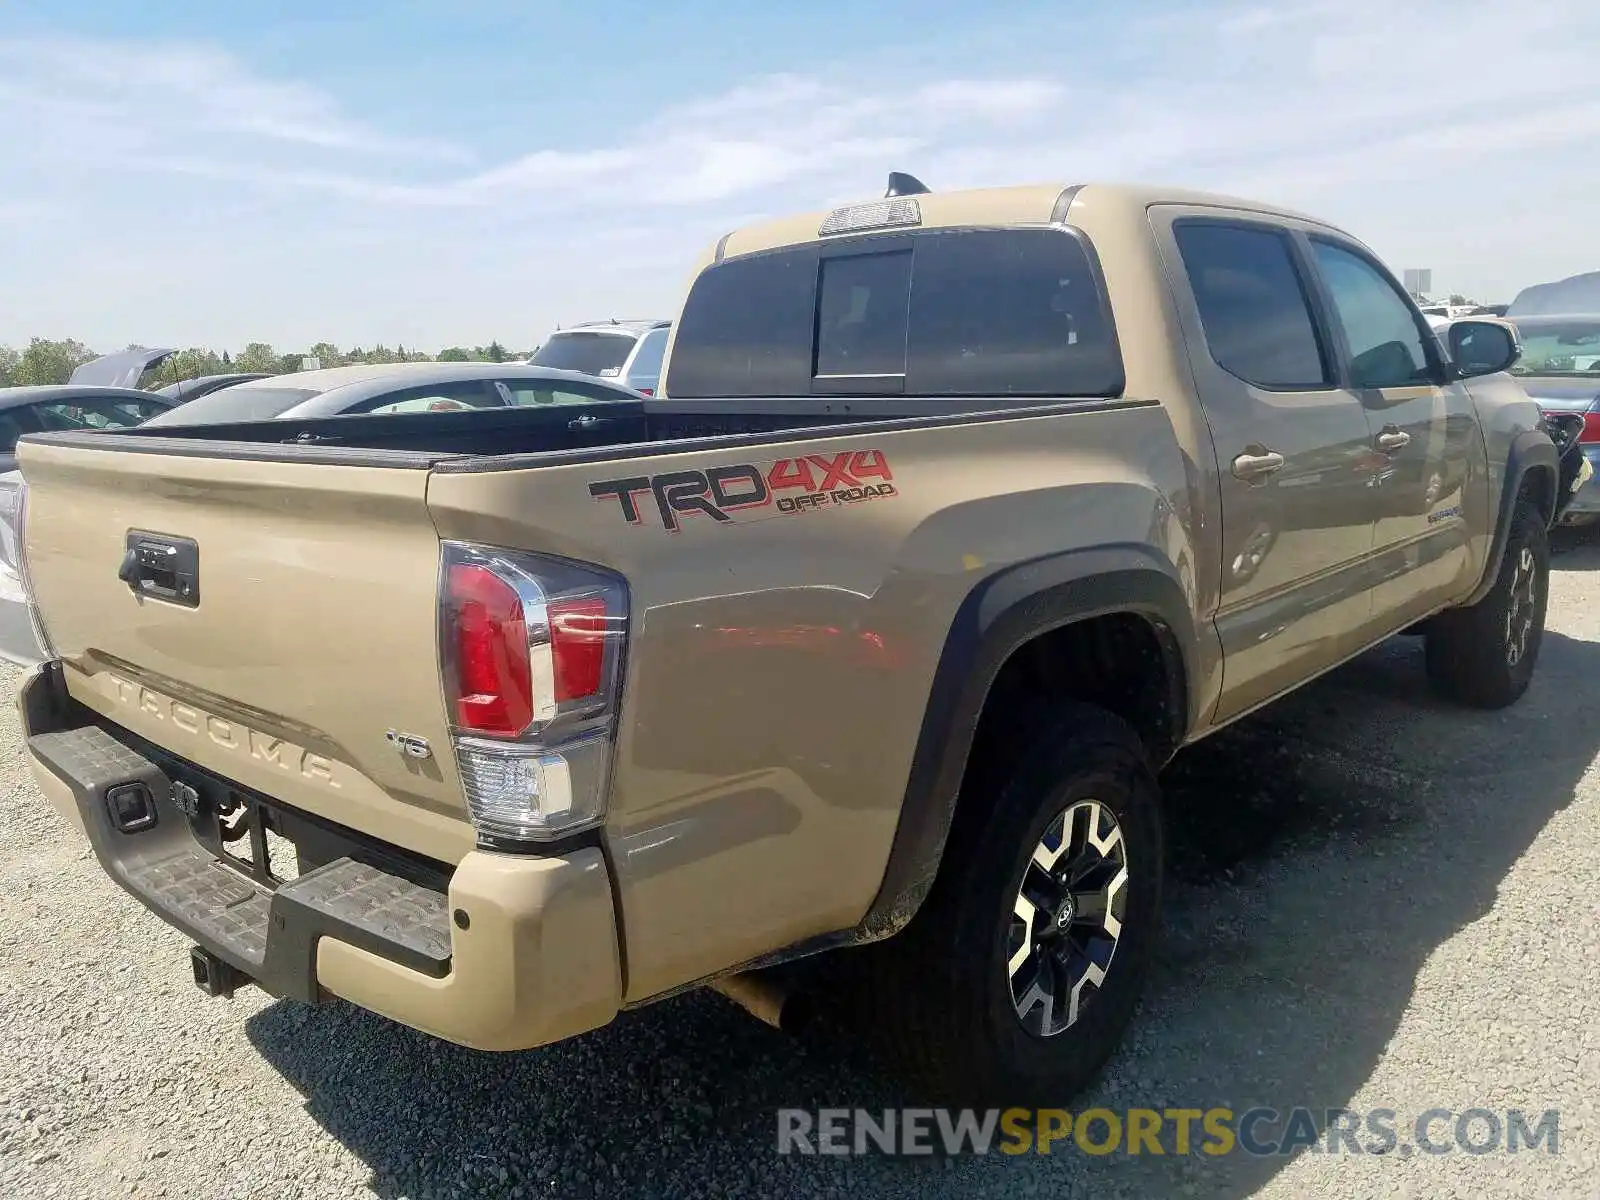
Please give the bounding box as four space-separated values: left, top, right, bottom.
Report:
119 531 200 608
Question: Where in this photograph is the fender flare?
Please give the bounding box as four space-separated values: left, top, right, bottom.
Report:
1463 429 1558 609
854 544 1200 940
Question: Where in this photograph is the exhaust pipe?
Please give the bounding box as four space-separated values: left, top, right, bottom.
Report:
708 970 812 1033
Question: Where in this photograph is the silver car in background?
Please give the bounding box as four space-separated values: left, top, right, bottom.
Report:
1502 313 1600 525
528 319 670 395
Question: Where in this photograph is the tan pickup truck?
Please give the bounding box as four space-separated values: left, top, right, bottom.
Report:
10 179 1580 1105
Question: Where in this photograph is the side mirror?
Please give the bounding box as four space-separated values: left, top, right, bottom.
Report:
1447 318 1521 379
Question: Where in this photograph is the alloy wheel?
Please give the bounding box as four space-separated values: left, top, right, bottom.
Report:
1005 799 1130 1037
1505 544 1539 668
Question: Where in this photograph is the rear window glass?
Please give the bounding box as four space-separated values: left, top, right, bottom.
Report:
142 386 322 426
666 227 1123 399
815 251 913 377
530 332 635 376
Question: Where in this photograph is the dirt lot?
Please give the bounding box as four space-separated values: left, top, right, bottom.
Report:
3 536 1599 1200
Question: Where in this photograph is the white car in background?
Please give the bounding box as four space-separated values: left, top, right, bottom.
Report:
528 319 670 395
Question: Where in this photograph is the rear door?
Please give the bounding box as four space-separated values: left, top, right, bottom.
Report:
16 438 476 862
1300 235 1479 631
1154 210 1381 722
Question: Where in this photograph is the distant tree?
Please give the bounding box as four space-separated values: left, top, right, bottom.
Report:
135 347 223 390
13 338 97 386
235 343 281 374
1448 293 1468 305
308 342 345 369
0 335 543 384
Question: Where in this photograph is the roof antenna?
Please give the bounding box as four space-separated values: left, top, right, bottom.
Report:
885 171 930 198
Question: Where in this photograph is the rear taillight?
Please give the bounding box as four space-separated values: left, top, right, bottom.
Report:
549 596 609 702
637 388 654 396
447 563 533 735
439 542 628 844
1542 410 1600 446
0 478 52 658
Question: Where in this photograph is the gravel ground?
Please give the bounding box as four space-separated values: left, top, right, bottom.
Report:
4 535 1600 1200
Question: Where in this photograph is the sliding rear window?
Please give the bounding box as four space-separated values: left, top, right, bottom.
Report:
665 226 1123 399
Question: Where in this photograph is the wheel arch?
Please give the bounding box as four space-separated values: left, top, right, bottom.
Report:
1465 429 1558 609
854 545 1199 941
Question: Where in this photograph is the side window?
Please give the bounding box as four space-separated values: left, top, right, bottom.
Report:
359 382 502 415
31 399 168 430
1174 222 1329 390
1309 240 1433 389
626 329 668 380
500 383 622 407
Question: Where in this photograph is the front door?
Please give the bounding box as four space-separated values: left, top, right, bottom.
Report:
1302 236 1479 631
1154 211 1381 723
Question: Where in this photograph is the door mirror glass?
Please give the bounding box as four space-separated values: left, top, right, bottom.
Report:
1448 320 1521 379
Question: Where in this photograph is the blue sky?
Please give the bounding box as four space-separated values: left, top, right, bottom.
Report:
1 0 1596 352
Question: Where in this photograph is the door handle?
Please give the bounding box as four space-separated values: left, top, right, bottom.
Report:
1375 427 1411 453
1231 447 1286 483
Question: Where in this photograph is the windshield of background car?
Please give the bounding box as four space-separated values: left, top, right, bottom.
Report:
141 386 323 426
1508 319 1600 375
529 332 636 376
664 226 1124 398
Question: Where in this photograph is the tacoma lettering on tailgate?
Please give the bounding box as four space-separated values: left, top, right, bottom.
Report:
103 674 341 788
589 449 897 532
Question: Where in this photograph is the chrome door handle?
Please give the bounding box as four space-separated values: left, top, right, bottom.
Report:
1231 448 1286 483
1375 428 1411 452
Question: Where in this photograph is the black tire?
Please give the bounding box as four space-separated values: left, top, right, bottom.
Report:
858 704 1164 1107
1425 498 1549 709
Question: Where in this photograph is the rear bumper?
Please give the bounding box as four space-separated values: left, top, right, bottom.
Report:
18 662 622 1051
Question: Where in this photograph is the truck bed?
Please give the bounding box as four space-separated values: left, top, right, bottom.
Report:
21 403 878 466
17 397 1115 470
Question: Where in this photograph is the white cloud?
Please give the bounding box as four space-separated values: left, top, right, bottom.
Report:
0 36 465 161
1 0 1598 348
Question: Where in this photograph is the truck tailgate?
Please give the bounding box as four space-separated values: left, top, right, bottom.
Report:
17 439 473 862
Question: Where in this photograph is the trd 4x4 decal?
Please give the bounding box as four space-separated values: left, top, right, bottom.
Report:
590 449 897 532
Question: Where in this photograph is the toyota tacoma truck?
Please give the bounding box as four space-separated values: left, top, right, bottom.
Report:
10 178 1580 1105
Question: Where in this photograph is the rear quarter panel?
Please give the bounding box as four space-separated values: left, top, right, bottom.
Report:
426 403 1199 1001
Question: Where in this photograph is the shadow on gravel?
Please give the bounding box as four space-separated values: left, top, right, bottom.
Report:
1550 522 1600 568
248 629 1600 1200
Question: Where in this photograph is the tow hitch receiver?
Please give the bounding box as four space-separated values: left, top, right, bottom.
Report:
190 946 248 999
